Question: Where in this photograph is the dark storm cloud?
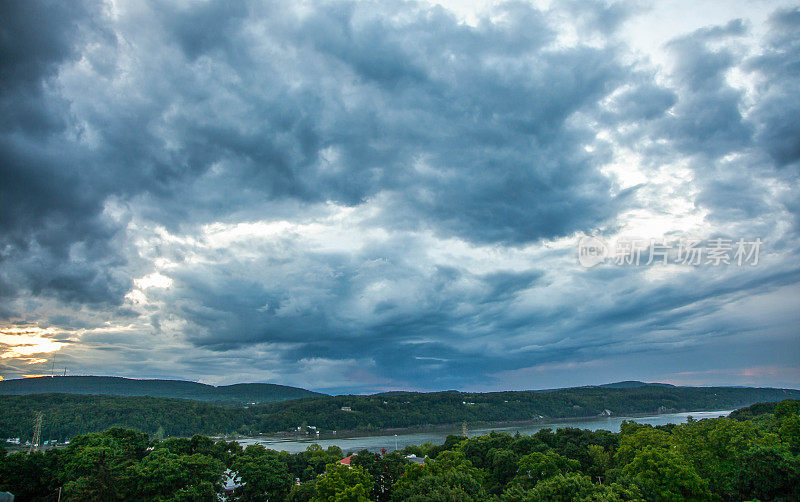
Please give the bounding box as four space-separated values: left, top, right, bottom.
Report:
695 176 771 221
154 0 248 61
605 14 799 229
659 20 752 157
2 0 799 390
150 0 631 244
0 0 103 133
481 270 544 303
0 0 129 308
663 13 800 237
561 0 641 36
146 227 799 390
132 226 555 388
745 7 800 168
1 0 633 304
607 82 677 122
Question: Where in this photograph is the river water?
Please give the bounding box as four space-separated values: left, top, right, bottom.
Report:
237 409 732 454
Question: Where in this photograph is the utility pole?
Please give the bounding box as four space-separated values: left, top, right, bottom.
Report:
29 412 43 453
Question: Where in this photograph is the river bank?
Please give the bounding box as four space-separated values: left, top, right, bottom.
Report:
233 409 733 454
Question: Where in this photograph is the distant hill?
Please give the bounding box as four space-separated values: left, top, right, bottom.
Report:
2 384 798 441
727 399 800 421
251 385 800 434
596 381 676 389
533 381 676 393
0 376 325 404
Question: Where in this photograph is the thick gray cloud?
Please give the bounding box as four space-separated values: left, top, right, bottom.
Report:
0 0 131 315
746 7 800 168
1 0 630 303
1 0 799 392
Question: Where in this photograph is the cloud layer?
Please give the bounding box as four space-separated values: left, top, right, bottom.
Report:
1 0 799 392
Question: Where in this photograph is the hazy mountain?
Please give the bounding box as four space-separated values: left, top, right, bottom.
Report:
0 376 325 404
596 381 676 389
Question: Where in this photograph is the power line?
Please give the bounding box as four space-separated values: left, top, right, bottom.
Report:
29 412 43 453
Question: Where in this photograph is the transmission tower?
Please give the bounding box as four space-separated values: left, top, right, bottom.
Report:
29 412 43 453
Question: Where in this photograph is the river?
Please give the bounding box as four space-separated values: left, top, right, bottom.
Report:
236 409 732 454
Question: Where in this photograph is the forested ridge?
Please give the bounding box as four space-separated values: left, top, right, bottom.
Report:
0 394 249 441
2 385 798 441
0 376 324 404
1 400 799 501
250 385 800 433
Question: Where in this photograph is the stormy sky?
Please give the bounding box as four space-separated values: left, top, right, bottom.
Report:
1 0 799 394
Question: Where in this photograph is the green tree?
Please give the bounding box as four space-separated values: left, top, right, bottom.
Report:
60 428 150 501
671 417 778 498
157 437 193 456
778 413 800 453
774 400 800 420
621 446 710 501
126 449 225 501
489 448 520 492
288 479 317 502
506 473 638 502
312 462 372 502
231 444 294 501
391 451 486 501
0 450 62 501
735 446 800 501
351 450 408 501
586 444 612 480
190 434 217 456
303 444 345 478
512 450 580 488
615 424 671 465
457 432 513 469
